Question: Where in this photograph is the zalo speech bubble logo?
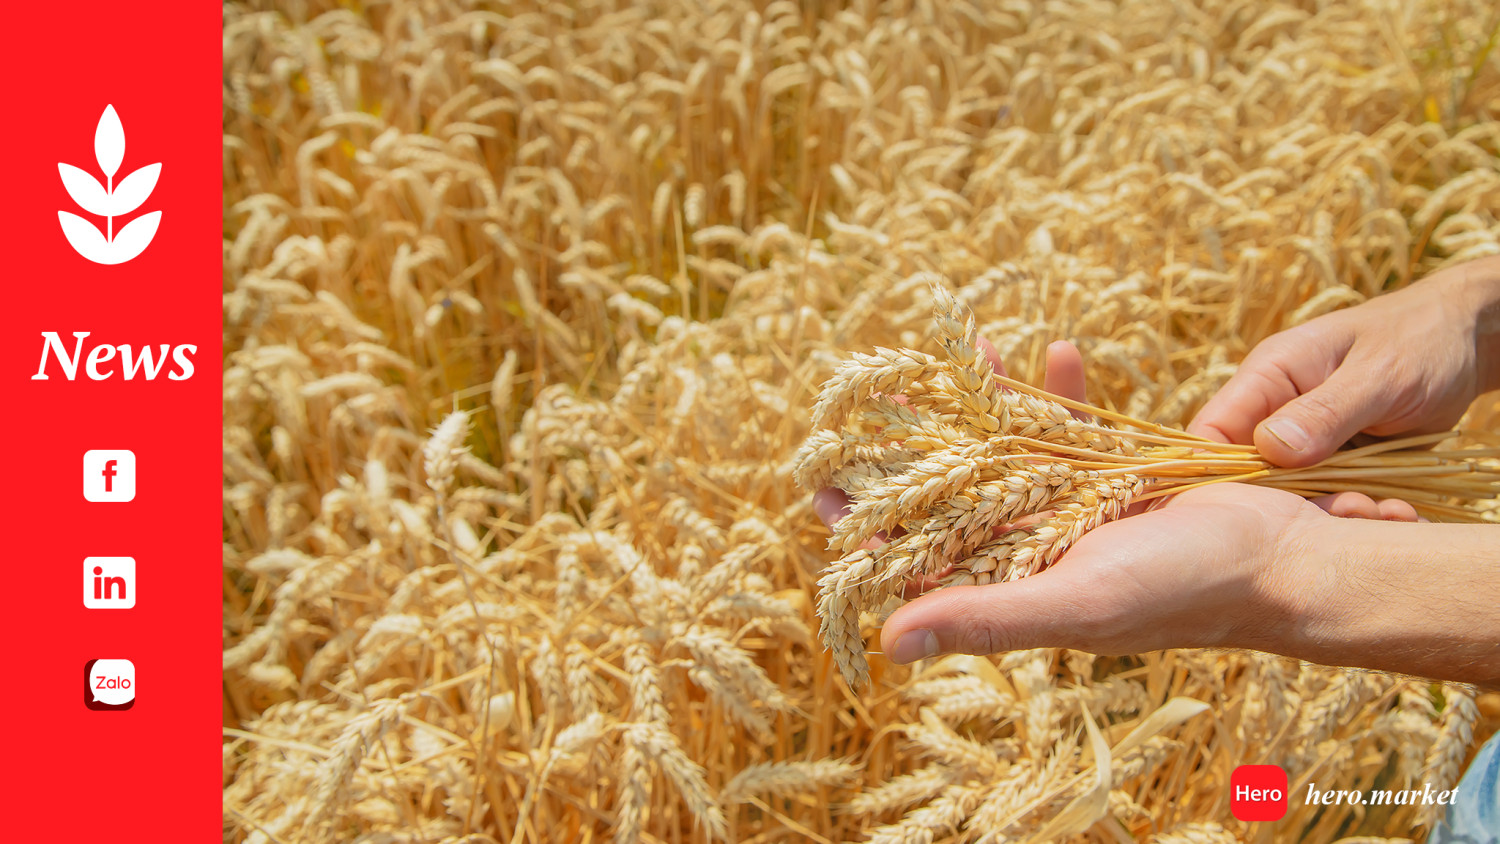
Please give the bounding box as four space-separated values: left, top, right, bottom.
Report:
85 659 135 710
58 105 162 265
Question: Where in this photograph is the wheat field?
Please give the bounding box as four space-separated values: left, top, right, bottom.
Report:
222 1 1500 842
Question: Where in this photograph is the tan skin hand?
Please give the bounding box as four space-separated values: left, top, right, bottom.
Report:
815 339 1423 669
876 482 1328 660
1189 255 1500 468
877 482 1500 687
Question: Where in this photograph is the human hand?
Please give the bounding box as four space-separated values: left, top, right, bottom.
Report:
876 482 1500 688
1190 256 1500 467
876 483 1328 662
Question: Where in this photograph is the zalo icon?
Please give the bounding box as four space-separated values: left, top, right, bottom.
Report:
85 659 135 710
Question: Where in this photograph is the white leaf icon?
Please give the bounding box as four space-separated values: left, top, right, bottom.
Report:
95 105 125 179
106 163 161 217
58 211 161 265
109 212 162 260
58 164 111 216
58 104 161 264
58 212 111 262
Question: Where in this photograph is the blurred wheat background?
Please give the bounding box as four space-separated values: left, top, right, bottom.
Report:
222 1 1500 841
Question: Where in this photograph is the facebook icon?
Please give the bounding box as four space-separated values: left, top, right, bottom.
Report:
83 450 136 502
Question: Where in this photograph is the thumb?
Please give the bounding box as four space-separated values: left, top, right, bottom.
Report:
1254 364 1384 467
879 568 1098 662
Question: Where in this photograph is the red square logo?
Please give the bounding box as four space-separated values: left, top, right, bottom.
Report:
1231 764 1288 821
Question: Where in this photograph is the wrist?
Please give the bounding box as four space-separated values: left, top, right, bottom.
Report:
1260 515 1500 686
1236 510 1341 657
1267 514 1359 662
1446 256 1500 393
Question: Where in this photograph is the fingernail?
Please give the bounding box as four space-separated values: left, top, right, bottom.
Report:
890 629 939 664
1264 418 1308 453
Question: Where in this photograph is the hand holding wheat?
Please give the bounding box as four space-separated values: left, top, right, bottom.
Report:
798 279 1500 688
1191 255 1500 466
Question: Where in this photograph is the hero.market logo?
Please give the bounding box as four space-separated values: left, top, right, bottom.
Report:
57 105 161 265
